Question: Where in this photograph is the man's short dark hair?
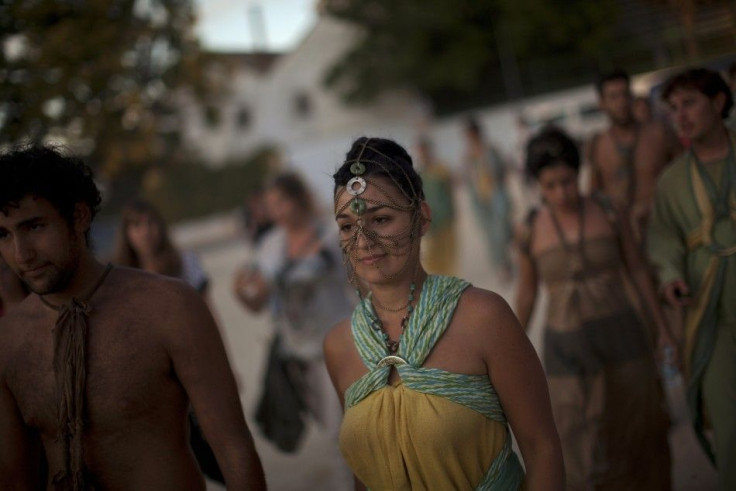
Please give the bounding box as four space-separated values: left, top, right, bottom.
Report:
595 69 630 96
661 68 734 119
0 145 101 240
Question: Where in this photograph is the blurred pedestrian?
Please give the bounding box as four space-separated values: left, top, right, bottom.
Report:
414 136 457 276
241 186 274 248
233 172 354 489
326 137 564 490
112 197 225 484
113 198 209 296
587 69 681 243
462 116 513 281
649 68 736 489
516 126 673 490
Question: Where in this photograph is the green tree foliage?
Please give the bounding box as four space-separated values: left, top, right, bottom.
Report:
323 1 500 106
321 0 621 112
497 0 618 59
141 146 276 223
323 0 735 113
0 0 208 181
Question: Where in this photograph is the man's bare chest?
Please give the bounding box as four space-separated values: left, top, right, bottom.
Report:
6 317 175 437
595 144 633 176
594 130 637 170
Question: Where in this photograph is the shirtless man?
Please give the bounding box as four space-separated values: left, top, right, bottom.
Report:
587 69 681 240
0 146 266 490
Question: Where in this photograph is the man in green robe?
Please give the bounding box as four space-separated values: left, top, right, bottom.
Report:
648 68 736 490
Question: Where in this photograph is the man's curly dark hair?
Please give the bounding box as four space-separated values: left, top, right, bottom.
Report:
0 145 102 244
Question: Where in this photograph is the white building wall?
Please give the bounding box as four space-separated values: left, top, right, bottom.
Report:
219 15 427 204
179 14 613 207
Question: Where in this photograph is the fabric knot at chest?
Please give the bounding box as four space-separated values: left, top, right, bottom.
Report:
41 264 113 491
56 298 92 322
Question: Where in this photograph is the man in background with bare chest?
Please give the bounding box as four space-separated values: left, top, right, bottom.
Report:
587 69 681 242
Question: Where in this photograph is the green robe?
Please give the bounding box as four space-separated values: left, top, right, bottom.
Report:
647 130 736 477
421 163 455 233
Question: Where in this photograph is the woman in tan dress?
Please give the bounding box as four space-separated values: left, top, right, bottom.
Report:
515 126 676 490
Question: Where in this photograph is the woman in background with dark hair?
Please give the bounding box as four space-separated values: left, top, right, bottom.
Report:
514 126 674 489
325 136 563 490
113 198 209 294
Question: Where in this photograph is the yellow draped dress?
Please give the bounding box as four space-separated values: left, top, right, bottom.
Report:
339 275 525 490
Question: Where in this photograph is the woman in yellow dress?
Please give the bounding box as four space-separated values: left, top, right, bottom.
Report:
324 137 564 490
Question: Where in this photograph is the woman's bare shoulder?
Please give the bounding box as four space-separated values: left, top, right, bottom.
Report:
324 317 353 357
455 286 520 338
457 286 511 317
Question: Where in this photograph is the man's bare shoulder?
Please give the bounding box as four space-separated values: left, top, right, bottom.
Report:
105 267 201 308
0 294 36 324
101 267 209 335
108 266 190 293
0 295 45 356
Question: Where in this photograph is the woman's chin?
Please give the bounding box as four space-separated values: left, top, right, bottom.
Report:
356 267 413 288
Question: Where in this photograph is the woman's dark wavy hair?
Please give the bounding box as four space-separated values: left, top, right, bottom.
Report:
661 67 734 119
525 126 581 179
0 145 101 243
333 137 425 202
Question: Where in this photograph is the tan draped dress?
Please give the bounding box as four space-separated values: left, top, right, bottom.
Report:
526 200 671 490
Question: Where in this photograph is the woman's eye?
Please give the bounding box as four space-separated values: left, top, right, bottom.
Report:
374 216 390 225
339 224 353 233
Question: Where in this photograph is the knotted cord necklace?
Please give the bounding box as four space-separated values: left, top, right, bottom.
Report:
39 263 113 491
